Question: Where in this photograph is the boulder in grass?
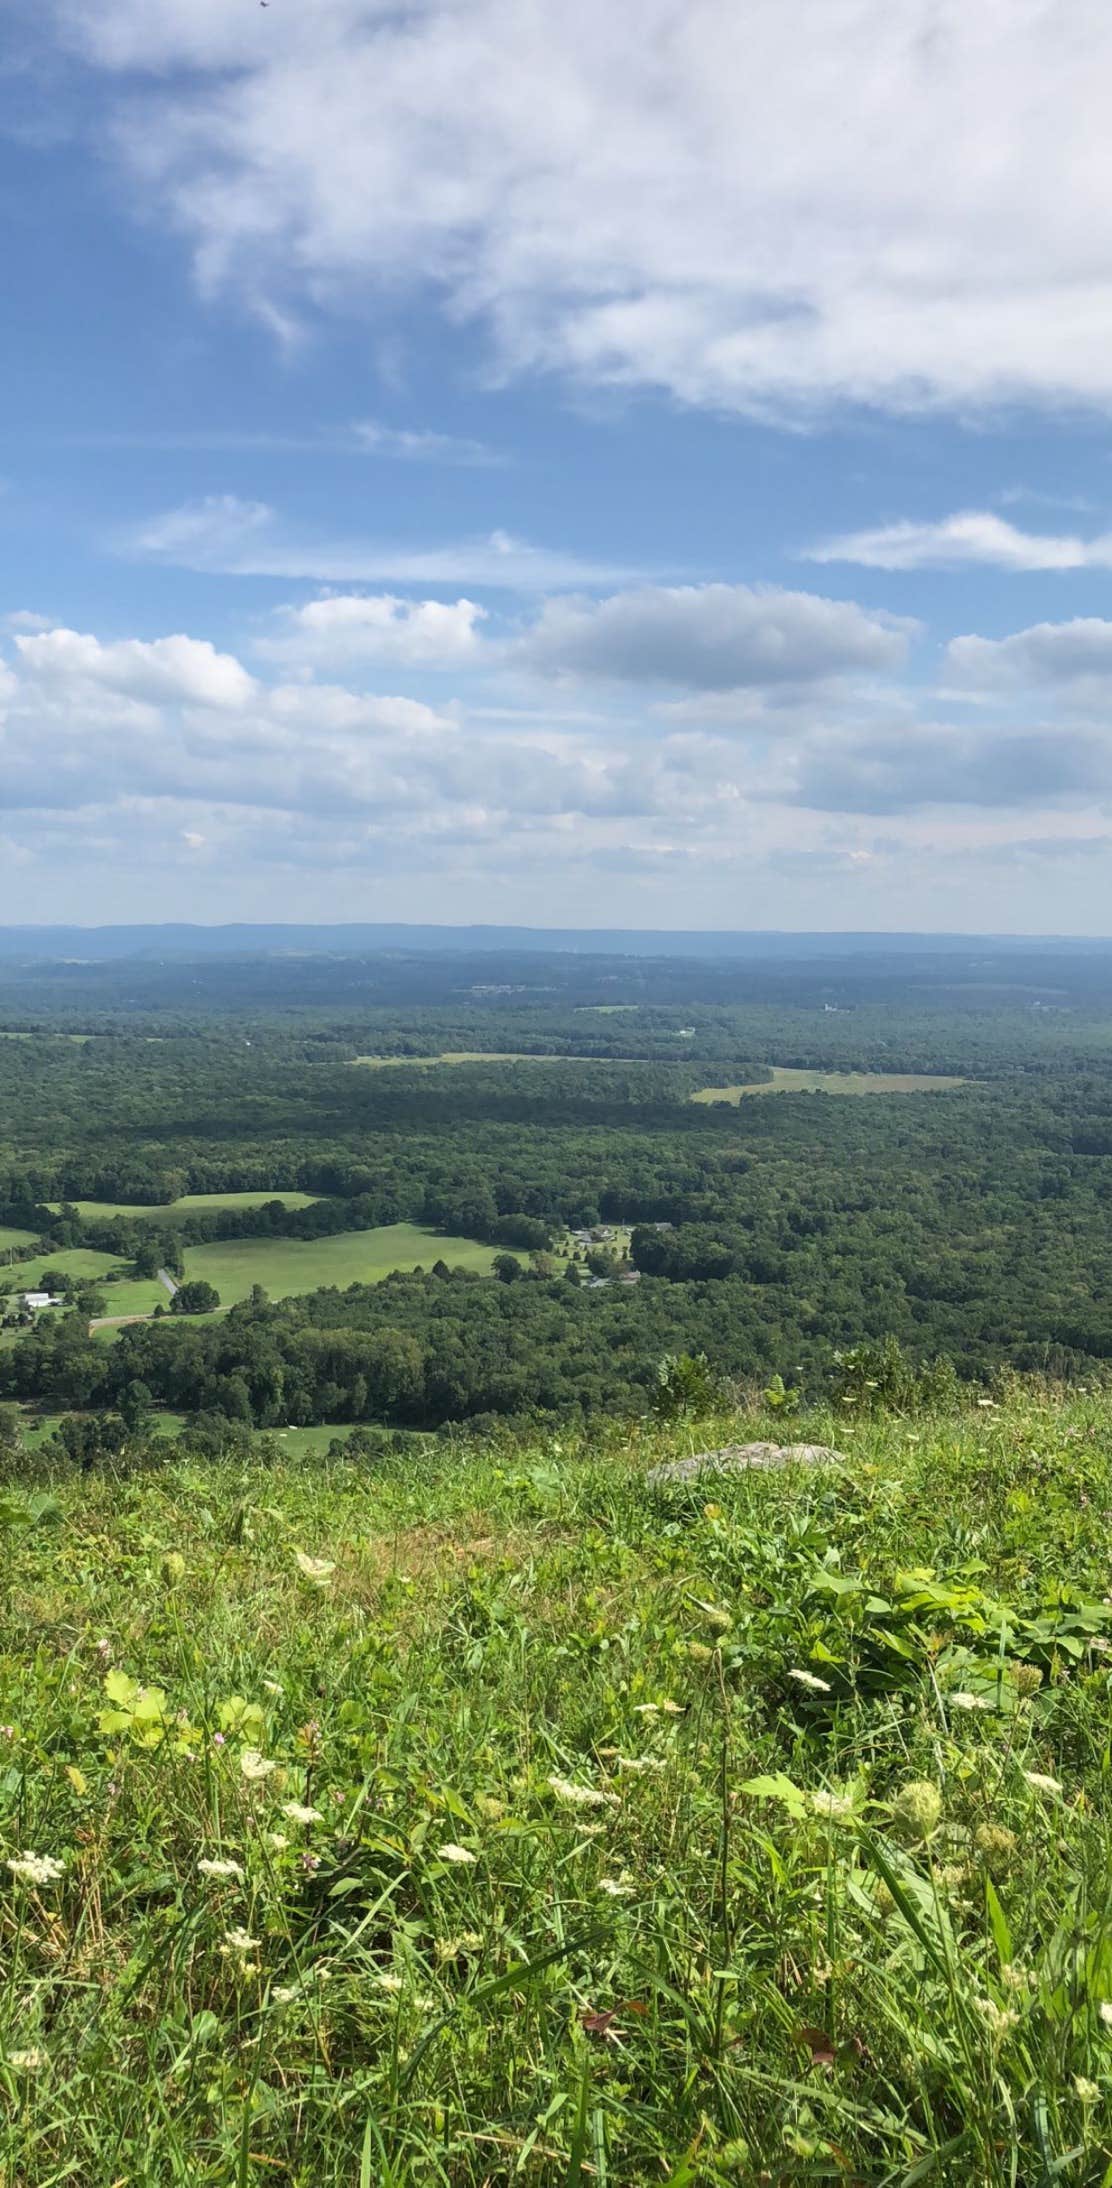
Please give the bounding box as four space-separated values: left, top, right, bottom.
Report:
646 1441 846 1486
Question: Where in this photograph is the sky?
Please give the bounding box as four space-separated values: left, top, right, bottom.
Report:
5 3 1112 932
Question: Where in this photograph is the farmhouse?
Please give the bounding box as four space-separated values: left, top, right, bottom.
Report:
21 1292 61 1310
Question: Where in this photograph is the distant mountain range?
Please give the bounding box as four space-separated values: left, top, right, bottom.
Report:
0 924 1109 963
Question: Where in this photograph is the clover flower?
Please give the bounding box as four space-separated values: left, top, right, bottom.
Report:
6 1853 64 1886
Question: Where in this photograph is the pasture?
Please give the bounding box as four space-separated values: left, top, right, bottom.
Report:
692 1064 966 1101
47 1191 320 1223
181 1223 506 1307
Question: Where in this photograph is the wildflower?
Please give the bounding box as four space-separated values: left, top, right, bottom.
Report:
1012 1663 1043 1697
271 1985 299 2006
633 1699 684 1716
240 1750 278 1782
475 1794 506 1820
1002 1963 1036 1994
375 1972 404 1993
0 1726 15 1741
198 1857 244 1880
221 1927 260 1957
599 1875 636 1897
938 1863 972 1896
95 1638 111 1659
7 2048 46 2072
976 1997 1018 2040
615 1754 665 1775
1075 2076 1101 2104
811 1790 854 1821
788 1668 832 1694
262 1679 284 1696
6 1853 64 1886
974 1824 1018 1869
949 1690 991 1712
1100 2002 1112 2026
547 1775 618 1809
1023 1770 1062 1795
891 1781 943 1842
267 1833 290 1852
281 1802 323 1826
212 1732 226 1748
300 1851 321 1875
294 1551 336 1587
436 1843 478 1864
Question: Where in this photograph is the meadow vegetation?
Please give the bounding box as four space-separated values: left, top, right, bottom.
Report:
0 1388 1110 2182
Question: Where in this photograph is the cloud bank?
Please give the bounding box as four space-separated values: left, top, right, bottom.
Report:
44 0 1112 420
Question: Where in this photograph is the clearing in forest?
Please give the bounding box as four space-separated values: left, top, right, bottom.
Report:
181 1222 507 1307
691 1065 966 1101
46 1191 320 1223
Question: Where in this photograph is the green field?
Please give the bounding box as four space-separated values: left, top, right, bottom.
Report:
47 1191 319 1223
692 1064 966 1101
351 1050 640 1067
182 1222 506 1306
2 1388 1111 2181
0 1225 41 1254
1 1250 166 1318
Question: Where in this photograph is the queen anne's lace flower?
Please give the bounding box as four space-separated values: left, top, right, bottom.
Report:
6 1853 64 1886
547 1776 618 1809
436 1843 478 1864
240 1750 277 1782
198 1857 244 1879
281 1802 323 1825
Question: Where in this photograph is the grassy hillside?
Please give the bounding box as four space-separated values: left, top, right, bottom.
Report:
181 1223 508 1306
1 1391 1111 2182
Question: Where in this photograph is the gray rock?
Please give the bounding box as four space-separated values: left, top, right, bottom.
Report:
646 1441 846 1486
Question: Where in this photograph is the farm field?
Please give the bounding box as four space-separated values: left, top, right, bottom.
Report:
181 1222 507 1306
350 1050 642 1067
0 1225 40 1254
47 1191 319 1223
691 1065 966 1101
1 1388 1110 2182
1 1250 166 1317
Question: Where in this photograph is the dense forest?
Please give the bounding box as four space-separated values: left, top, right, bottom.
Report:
4 935 1112 1447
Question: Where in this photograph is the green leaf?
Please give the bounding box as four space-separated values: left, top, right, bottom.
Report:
985 1876 1013 1968
739 1773 809 1820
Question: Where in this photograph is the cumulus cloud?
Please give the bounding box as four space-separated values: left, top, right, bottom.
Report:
806 512 1112 573
516 583 913 690
947 618 1112 702
44 0 1112 419
789 728 1112 816
14 627 257 709
259 594 487 670
128 498 641 591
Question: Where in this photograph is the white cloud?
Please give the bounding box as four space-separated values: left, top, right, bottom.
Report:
44 0 1112 420
806 512 1112 573
353 422 500 466
947 618 1112 699
787 727 1112 815
517 583 913 689
14 627 257 709
128 498 642 591
259 594 487 670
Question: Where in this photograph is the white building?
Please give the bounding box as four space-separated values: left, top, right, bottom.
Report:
21 1292 61 1310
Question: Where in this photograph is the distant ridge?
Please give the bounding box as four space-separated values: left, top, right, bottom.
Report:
0 924 1108 963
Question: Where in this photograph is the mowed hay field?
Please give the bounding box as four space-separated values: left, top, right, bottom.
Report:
1 1249 167 1318
181 1223 506 1306
692 1065 966 1101
47 1191 320 1224
0 1225 41 1254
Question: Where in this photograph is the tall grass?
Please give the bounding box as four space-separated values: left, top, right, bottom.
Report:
0 1396 1111 2181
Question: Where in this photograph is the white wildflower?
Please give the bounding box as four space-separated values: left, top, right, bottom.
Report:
294 1551 336 1586
1100 2001 1112 2026
267 1833 290 1852
240 1750 278 1782
950 1691 990 1712
281 1802 323 1826
976 1997 1018 2039
436 1843 478 1864
262 1679 284 1696
788 1669 832 1694
599 1875 636 1897
1022 1771 1063 1795
221 1927 260 1957
198 1857 244 1879
271 1985 299 2006
375 1971 404 1994
615 1755 665 1775
7 2048 46 2071
6 1853 64 1886
1075 2076 1101 2104
811 1790 854 1821
547 1775 619 1809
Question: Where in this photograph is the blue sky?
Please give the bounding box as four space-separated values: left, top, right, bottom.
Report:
5 1 1112 931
